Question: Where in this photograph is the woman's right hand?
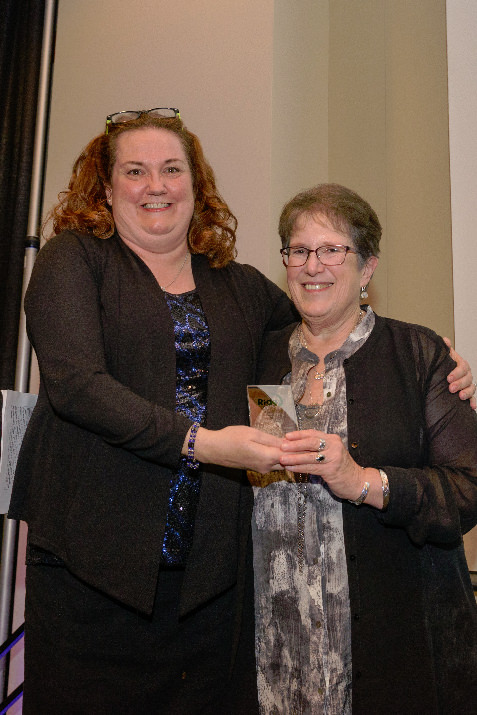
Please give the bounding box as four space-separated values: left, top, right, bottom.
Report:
280 429 384 508
188 426 283 474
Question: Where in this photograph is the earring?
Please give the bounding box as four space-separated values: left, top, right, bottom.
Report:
360 285 368 300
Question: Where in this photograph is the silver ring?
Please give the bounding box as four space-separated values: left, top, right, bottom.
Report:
315 453 325 463
318 439 326 452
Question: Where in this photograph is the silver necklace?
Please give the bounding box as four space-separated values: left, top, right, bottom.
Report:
300 309 364 418
160 252 190 291
295 310 365 563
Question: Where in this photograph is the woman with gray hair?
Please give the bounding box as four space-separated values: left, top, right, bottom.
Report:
253 184 477 714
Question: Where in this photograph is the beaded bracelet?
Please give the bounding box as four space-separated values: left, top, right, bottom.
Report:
379 468 390 509
186 422 200 469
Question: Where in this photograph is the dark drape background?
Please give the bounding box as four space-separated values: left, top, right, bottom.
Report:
0 0 45 391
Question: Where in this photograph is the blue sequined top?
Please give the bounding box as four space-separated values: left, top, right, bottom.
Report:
161 290 210 565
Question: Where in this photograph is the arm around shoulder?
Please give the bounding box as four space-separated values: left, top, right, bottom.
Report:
380 329 477 544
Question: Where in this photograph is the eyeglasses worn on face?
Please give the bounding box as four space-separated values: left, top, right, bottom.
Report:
105 108 181 134
280 244 357 267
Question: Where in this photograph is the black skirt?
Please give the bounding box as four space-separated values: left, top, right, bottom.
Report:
23 561 257 714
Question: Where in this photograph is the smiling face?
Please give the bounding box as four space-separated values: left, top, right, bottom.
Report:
286 213 378 330
105 127 195 257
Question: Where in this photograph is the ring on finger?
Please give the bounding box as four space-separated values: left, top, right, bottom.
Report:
317 438 326 452
315 453 325 463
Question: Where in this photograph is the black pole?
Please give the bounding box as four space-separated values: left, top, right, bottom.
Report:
0 0 58 698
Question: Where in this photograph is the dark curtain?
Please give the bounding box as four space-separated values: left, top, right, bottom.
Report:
0 0 45 391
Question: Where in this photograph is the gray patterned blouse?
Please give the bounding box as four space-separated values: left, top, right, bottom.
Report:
252 307 375 715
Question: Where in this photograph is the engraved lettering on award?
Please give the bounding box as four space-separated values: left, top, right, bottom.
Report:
247 385 297 488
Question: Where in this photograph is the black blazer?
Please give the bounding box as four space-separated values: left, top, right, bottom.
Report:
9 230 296 615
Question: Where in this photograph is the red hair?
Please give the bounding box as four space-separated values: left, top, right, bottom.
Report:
47 115 237 268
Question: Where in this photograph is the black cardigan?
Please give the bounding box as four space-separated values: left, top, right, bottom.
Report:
256 314 477 714
9 230 296 616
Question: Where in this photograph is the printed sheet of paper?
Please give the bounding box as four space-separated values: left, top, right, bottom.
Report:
0 390 37 514
247 385 298 487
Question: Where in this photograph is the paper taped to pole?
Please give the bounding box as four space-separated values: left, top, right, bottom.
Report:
0 390 37 514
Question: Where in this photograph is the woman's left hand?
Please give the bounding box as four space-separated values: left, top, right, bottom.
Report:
279 429 364 501
443 338 476 409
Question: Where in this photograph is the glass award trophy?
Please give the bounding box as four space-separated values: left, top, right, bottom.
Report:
247 385 298 487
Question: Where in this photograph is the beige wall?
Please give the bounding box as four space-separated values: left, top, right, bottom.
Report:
42 0 327 284
43 1 456 339
43 0 277 269
269 1 329 291
328 0 454 337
